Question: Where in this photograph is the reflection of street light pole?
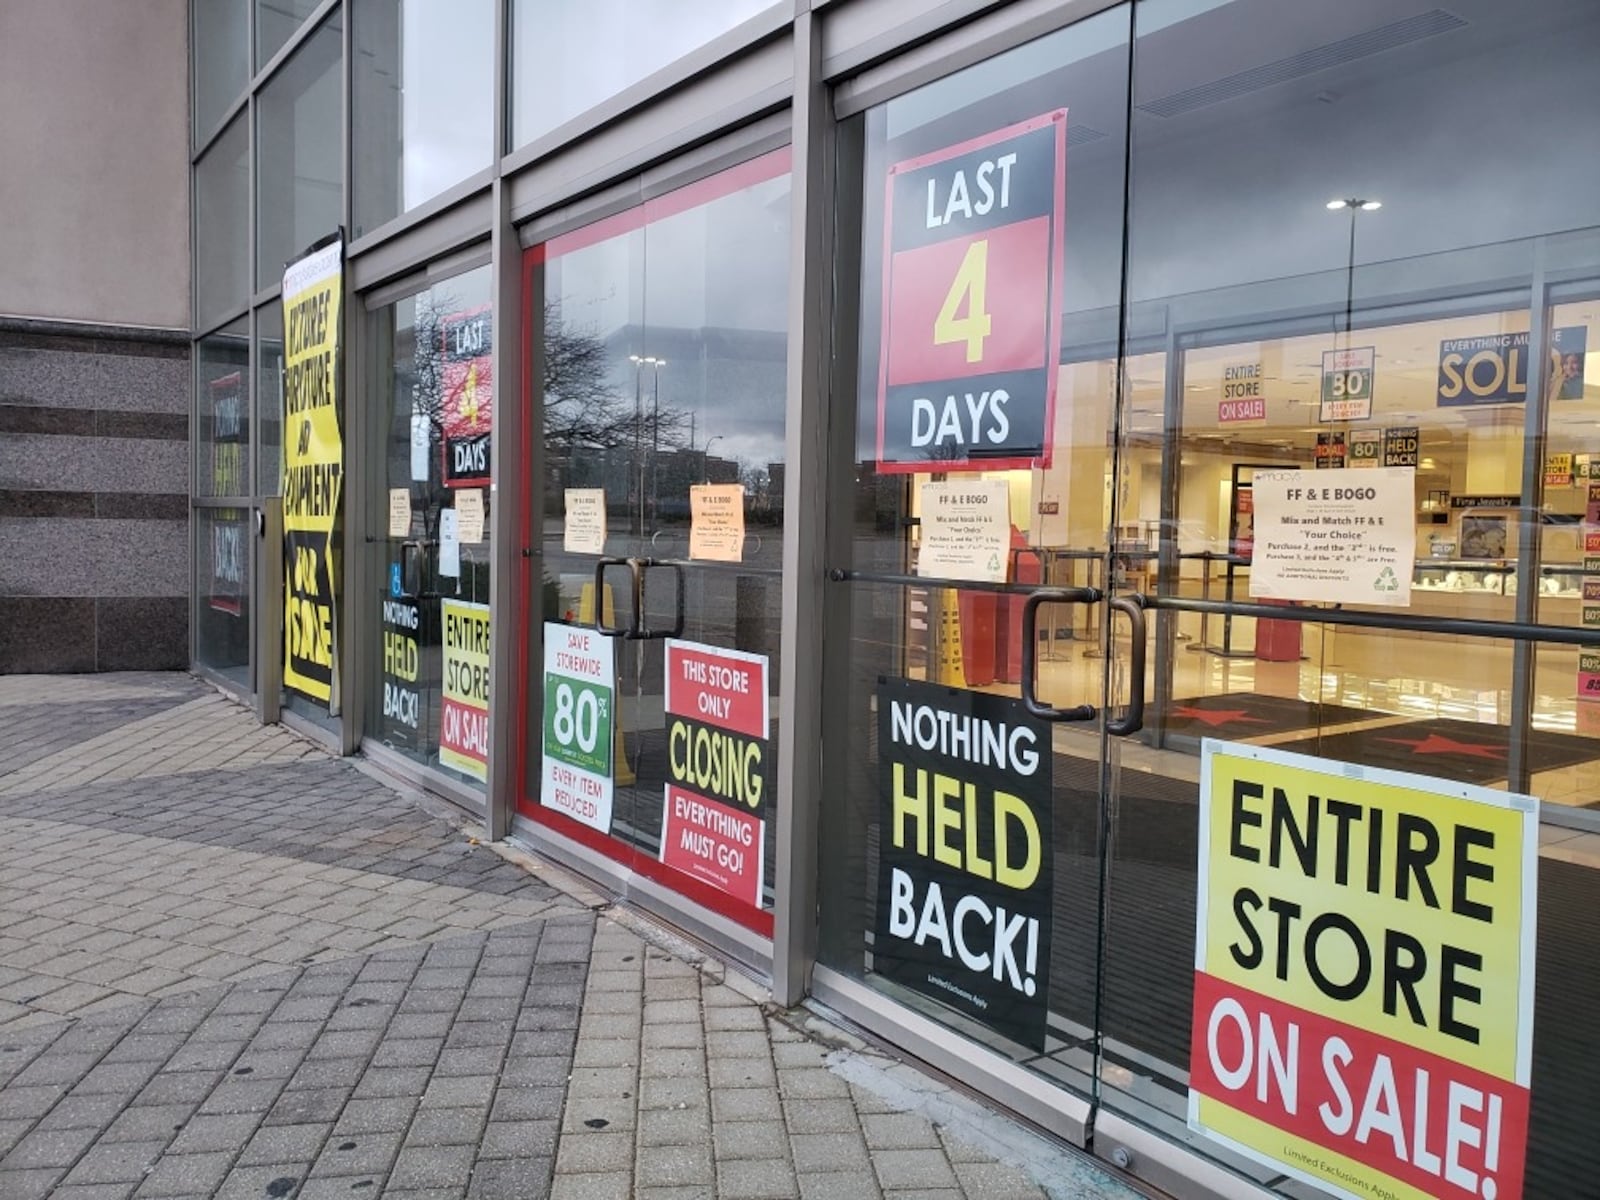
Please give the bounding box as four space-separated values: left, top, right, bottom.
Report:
630 355 664 529
702 435 724 484
1325 198 1381 349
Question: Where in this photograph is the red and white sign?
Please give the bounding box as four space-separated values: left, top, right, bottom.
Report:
1219 397 1267 423
659 641 770 908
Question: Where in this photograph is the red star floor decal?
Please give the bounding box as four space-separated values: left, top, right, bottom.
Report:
1169 706 1271 728
1376 731 1506 760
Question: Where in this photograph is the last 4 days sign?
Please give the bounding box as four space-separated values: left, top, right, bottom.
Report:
874 678 1053 1049
659 641 770 909
440 307 492 488
875 112 1066 472
1189 741 1537 1200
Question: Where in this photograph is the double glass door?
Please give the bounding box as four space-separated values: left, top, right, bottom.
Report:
815 3 1600 1198
525 150 793 942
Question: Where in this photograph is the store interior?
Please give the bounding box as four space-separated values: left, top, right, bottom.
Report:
900 300 1600 808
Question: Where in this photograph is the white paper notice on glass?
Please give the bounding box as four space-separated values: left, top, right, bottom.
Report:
457 489 485 543
409 410 430 481
563 488 607 554
387 489 411 538
438 508 461 577
1248 466 1415 606
917 479 1012 583
689 484 746 562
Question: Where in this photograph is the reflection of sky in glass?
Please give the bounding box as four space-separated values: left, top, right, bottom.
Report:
545 172 791 476
400 0 492 208
512 0 774 145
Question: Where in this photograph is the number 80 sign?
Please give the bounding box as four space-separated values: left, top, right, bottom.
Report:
875 111 1067 473
540 621 616 835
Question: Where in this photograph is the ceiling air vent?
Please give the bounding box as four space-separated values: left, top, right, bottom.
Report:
1066 124 1108 147
1137 8 1468 119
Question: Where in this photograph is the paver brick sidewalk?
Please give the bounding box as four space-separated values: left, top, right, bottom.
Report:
0 672 1144 1200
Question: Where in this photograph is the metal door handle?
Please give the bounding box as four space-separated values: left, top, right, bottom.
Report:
591 557 635 637
632 559 685 640
1021 589 1097 722
1105 595 1147 736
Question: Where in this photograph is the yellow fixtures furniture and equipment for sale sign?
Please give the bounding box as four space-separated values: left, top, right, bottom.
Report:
280 237 344 705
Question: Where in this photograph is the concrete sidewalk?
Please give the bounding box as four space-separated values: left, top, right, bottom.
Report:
0 673 1145 1200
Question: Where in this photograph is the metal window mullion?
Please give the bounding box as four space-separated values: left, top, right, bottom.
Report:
1507 251 1551 791
772 9 830 1006
483 0 519 841
251 0 341 94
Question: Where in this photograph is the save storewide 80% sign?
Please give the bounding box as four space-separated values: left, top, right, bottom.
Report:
1189 741 1536 1200
875 112 1067 472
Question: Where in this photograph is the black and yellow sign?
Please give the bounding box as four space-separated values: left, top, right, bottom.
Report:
281 238 344 705
875 677 1053 1049
380 593 421 750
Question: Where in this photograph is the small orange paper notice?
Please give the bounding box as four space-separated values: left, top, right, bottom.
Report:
689 484 745 562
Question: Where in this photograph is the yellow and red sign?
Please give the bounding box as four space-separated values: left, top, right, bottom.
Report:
440 306 492 488
874 112 1066 473
1190 741 1537 1200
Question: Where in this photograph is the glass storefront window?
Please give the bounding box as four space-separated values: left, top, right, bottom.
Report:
196 319 251 499
195 318 252 687
509 0 774 148
528 150 791 934
256 301 285 497
194 506 253 687
352 0 494 237
193 0 249 139
256 14 342 290
364 265 495 788
817 3 1132 1097
256 0 322 70
194 114 250 328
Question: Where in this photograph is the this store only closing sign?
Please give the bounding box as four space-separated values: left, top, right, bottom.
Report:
874 678 1053 1050
659 641 770 909
875 112 1066 472
1189 741 1537 1200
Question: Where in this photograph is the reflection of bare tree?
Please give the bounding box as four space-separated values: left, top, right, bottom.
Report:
543 300 689 451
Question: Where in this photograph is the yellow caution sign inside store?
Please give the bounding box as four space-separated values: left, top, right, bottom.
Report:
578 582 634 786
935 589 966 688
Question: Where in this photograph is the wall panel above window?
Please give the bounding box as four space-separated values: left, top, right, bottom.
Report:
255 14 343 289
352 0 494 237
510 0 776 149
194 114 250 328
256 0 322 71
193 0 249 139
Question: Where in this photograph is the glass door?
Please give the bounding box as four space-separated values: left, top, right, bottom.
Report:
524 150 793 941
813 3 1148 1126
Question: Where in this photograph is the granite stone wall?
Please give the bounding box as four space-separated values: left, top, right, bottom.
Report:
0 321 191 672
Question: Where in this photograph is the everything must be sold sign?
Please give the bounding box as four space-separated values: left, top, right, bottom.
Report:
280 239 344 705
1189 742 1537 1200
875 112 1066 472
874 678 1053 1050
659 641 770 909
440 600 490 782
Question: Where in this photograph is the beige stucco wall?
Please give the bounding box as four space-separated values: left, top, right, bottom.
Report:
0 0 190 330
